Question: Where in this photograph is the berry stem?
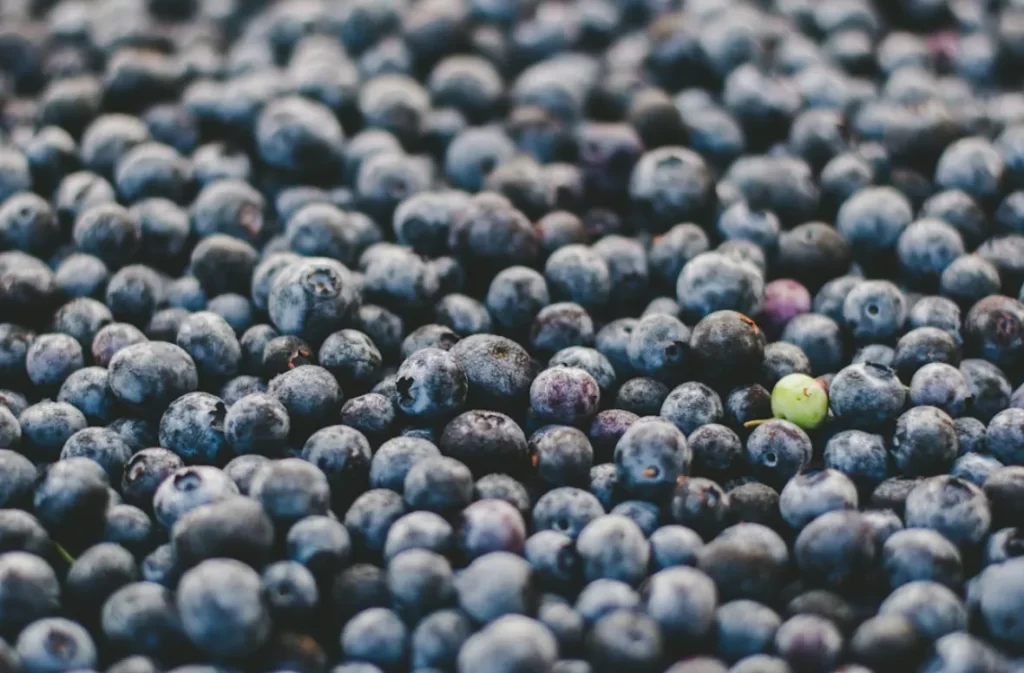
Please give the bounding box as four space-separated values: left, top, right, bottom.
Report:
54 542 75 565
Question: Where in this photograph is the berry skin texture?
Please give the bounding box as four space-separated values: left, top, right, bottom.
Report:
770 373 829 430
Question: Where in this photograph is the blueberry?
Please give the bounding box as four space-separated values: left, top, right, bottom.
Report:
0 408 17 454
881 528 964 592
59 427 132 484
205 294 254 335
485 267 551 337
456 551 538 624
610 417 689 501
261 334 315 379
91 323 147 369
65 542 139 624
641 565 718 647
344 489 408 560
624 313 690 383
822 429 889 493
543 244 611 312
773 614 843 673
473 473 531 516
897 219 966 290
223 393 290 457
139 544 178 588
457 615 558 673
524 530 582 595
779 469 858 530
835 186 912 268
891 406 959 477
103 504 155 558
975 557 1024 648
339 394 395 446
781 314 845 376
879 580 967 641
529 425 594 489
958 360 1011 424
585 610 663 673
56 367 118 425
268 364 342 433
0 192 59 257
440 409 530 478
648 224 710 292
54 253 109 301
668 476 730 539
107 656 162 673
17 400 85 462
269 258 361 343
647 524 702 571
0 390 28 418
25 332 84 393
434 293 493 336
529 366 601 427
260 560 318 627
904 475 991 548
121 448 184 511
458 498 528 560
391 347 466 421
829 362 905 429
157 393 227 465
675 252 764 323
0 450 34 508
723 384 774 437
984 466 1024 530
576 515 649 586
908 295 963 343
108 342 198 415
16 617 97 673
744 420 813 488
411 609 473 672
611 378 668 417
923 633 1010 673
383 511 453 563
250 458 331 528
951 451 1003 487
403 456 474 515
153 466 239 531
34 456 110 551
909 362 971 418
848 614 927 672
219 376 267 407
964 295 1024 369
0 552 61 640
713 600 781 664
176 558 270 659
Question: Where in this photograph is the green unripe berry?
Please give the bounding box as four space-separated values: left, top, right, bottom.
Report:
771 373 829 430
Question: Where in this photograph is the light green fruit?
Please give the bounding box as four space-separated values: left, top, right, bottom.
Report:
771 373 829 430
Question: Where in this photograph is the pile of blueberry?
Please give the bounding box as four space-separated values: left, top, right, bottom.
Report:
7 0 1024 671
